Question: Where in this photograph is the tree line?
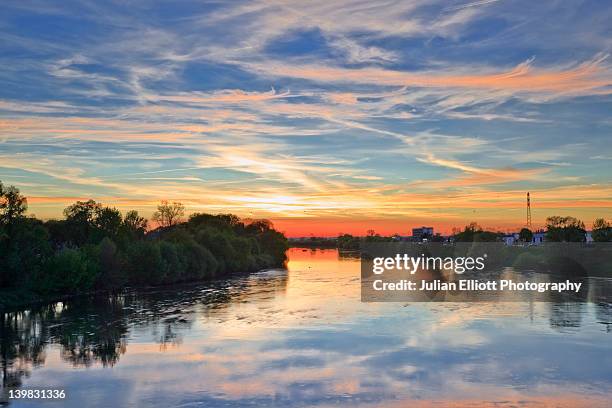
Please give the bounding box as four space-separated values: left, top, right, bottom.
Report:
413 217 611 243
0 181 288 307
292 216 612 249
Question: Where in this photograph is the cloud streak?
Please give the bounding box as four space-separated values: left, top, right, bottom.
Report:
0 0 611 233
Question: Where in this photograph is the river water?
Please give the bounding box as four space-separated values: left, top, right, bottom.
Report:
1 248 611 407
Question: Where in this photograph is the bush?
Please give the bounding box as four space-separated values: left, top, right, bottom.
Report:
0 217 51 288
97 237 125 289
36 249 98 294
179 241 218 280
126 241 164 285
159 241 185 283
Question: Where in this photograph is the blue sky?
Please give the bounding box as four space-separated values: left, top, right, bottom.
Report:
0 0 611 235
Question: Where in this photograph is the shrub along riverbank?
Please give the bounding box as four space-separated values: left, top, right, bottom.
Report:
0 182 288 310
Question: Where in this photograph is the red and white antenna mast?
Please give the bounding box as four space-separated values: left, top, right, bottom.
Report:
526 192 532 227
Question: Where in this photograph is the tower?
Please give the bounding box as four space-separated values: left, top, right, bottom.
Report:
526 192 532 227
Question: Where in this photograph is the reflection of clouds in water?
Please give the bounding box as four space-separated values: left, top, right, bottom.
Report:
3 248 612 407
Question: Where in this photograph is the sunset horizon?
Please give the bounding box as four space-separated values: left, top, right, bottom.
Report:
13 195 610 238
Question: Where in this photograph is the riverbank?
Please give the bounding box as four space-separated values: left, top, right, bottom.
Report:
0 188 288 310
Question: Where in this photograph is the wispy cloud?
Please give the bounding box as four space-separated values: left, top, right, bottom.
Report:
444 0 503 12
1 0 611 233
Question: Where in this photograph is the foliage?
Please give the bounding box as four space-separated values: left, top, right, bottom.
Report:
97 237 125 289
592 218 612 242
121 210 147 239
337 234 359 250
453 222 501 242
36 248 99 295
0 181 28 225
0 181 287 302
288 237 338 248
0 217 51 288
519 228 533 242
545 216 586 242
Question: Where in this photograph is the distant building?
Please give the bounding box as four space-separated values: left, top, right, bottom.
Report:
503 229 595 245
412 226 434 241
532 230 545 244
503 233 519 246
502 230 546 246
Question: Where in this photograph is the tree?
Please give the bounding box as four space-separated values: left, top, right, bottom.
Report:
0 180 291 303
122 210 147 238
37 248 98 294
126 241 164 284
152 201 185 227
94 207 122 240
454 222 481 242
0 217 51 288
453 222 500 242
245 219 273 234
545 216 586 242
337 234 359 250
0 181 27 225
592 218 612 242
63 200 102 245
64 199 102 224
97 237 124 288
63 201 122 245
519 228 533 242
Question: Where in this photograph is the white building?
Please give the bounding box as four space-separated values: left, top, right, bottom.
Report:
503 233 519 246
502 230 589 246
532 231 545 244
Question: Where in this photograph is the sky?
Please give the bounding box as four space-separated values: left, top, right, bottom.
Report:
0 0 611 237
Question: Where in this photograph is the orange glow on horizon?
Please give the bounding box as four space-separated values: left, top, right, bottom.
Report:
271 217 564 238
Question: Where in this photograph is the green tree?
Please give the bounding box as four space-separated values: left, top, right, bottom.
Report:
62 201 123 245
0 218 51 288
37 249 98 294
519 228 533 242
126 241 164 284
0 181 27 226
122 210 147 237
245 219 273 234
63 200 103 245
97 237 124 288
257 229 288 266
545 216 586 242
0 181 291 304
592 218 612 242
93 207 122 241
64 200 101 223
337 234 359 250
454 222 480 242
453 222 500 242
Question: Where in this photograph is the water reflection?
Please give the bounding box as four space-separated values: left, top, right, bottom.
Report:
1 248 611 407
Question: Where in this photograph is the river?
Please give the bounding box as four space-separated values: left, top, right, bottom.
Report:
1 248 611 407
